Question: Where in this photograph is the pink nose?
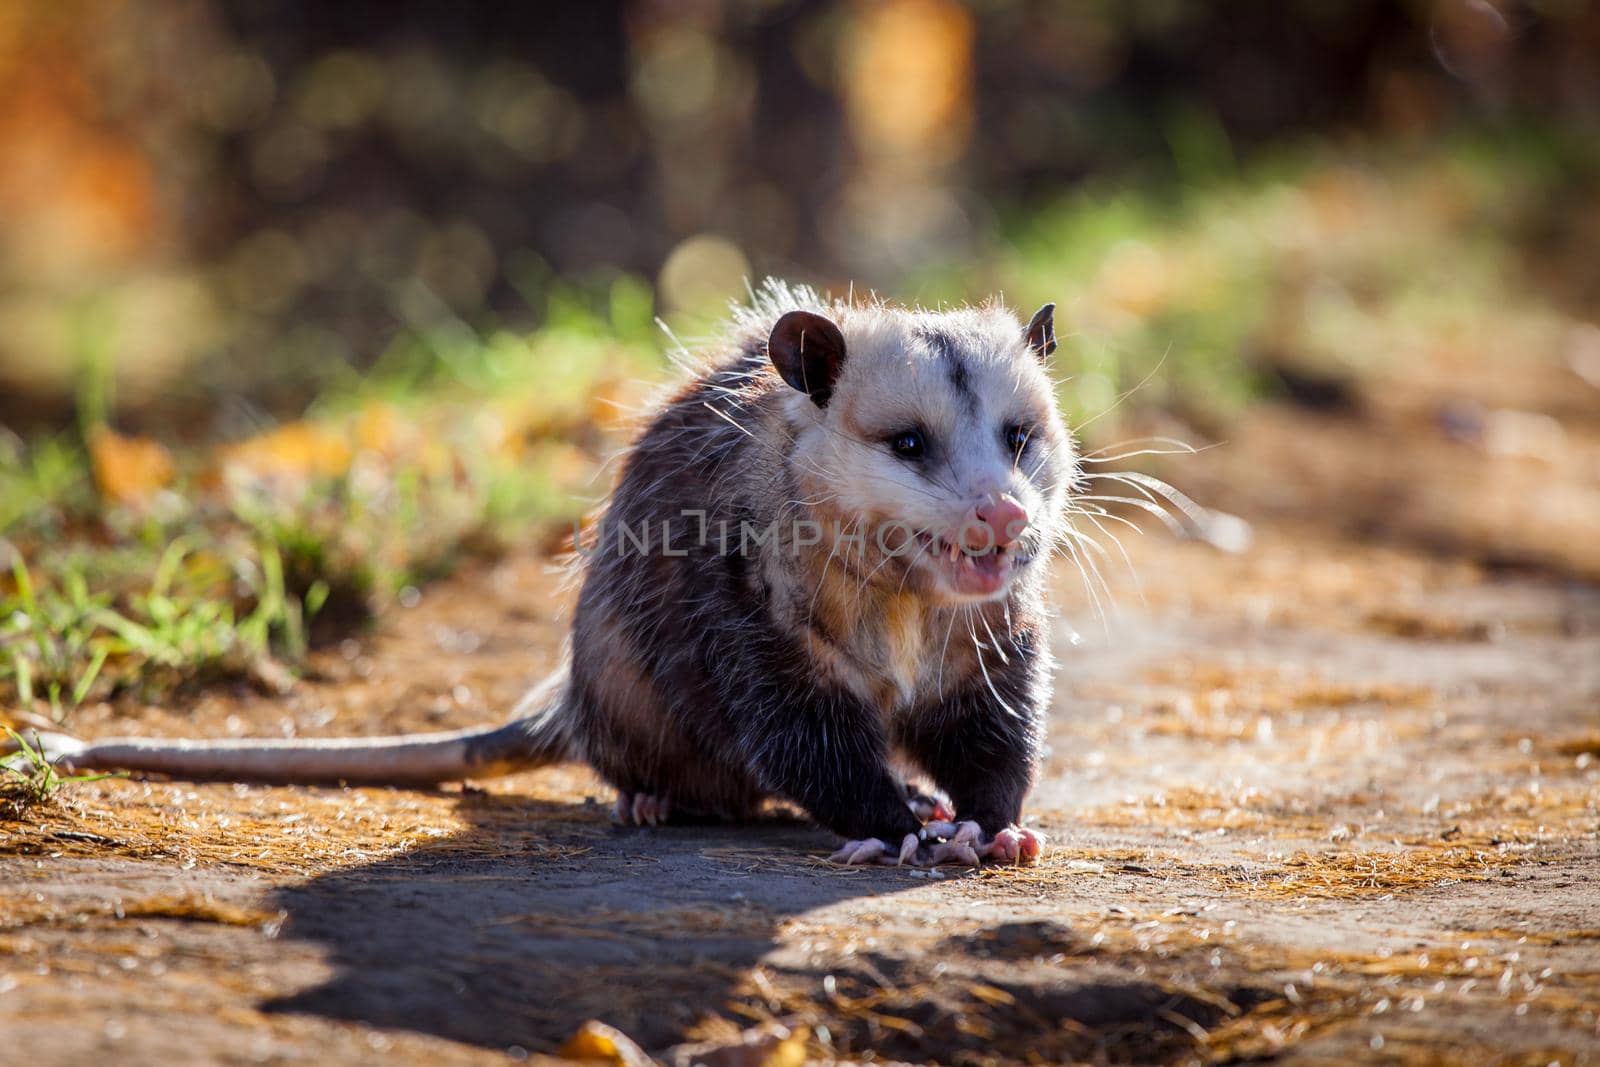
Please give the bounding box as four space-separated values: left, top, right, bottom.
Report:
965 494 1030 551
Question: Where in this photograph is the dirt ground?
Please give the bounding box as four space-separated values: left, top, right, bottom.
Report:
4 341 1599 1065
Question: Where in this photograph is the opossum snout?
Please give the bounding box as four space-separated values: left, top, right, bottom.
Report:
963 493 1030 551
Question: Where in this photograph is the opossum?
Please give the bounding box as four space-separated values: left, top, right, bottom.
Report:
17 282 1079 866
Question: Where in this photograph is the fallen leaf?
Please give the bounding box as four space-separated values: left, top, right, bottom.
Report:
88 426 173 505
558 1020 654 1067
214 421 352 487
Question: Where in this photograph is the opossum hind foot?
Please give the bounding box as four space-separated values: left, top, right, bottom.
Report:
612 791 671 827
829 834 921 866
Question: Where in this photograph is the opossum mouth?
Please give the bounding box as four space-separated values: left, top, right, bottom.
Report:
918 533 1031 599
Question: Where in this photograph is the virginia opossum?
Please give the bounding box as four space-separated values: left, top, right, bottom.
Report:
21 282 1079 867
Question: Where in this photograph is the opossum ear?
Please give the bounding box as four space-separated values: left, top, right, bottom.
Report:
768 310 847 408
1024 303 1056 360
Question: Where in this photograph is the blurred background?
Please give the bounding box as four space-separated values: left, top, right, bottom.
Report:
2 0 1598 711
3 0 1596 428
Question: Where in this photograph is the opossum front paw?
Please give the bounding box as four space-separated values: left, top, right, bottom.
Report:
611 791 671 827
916 820 984 866
829 824 985 868
919 820 1044 865
982 824 1046 864
829 833 921 866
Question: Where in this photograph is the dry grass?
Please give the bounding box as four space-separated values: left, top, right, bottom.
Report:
1217 838 1528 900
1 892 283 931
1362 608 1497 642
0 775 600 875
1549 732 1600 760
1063 777 1598 905
1075 663 1438 748
1081 784 1333 835
944 829 1531 906
1135 663 1437 713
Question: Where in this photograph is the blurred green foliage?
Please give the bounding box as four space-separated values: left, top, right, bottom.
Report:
0 280 663 716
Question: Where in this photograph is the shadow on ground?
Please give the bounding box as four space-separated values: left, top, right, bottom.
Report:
260 791 1251 1061
262 791 887 1052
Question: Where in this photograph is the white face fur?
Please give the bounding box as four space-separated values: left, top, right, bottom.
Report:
774 303 1074 604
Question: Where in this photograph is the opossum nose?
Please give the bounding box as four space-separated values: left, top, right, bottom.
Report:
967 494 1030 550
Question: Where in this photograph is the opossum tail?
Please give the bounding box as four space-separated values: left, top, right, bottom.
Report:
4 667 575 787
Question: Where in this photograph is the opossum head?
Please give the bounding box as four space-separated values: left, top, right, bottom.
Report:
770 301 1074 604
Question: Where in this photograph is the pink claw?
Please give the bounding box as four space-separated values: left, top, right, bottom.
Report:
896 833 920 866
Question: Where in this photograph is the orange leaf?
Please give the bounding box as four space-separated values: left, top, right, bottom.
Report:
557 1020 653 1066
215 422 353 486
88 426 173 506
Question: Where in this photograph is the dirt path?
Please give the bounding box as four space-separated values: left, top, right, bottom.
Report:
5 362 1599 1064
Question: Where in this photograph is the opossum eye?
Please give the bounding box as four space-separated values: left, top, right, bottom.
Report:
887 428 927 460
1004 423 1033 455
